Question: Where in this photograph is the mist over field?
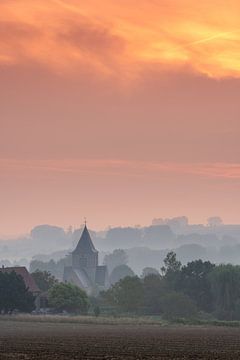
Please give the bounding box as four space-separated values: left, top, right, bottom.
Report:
1 216 240 276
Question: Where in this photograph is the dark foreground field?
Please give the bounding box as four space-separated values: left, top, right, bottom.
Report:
1 320 240 359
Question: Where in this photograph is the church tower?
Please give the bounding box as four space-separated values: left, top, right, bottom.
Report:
72 225 98 283
64 223 109 295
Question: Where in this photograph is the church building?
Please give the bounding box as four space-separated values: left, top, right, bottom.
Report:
63 225 109 295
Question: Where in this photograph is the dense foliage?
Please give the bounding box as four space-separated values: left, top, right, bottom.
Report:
101 252 240 321
141 267 160 278
109 264 135 285
31 270 58 292
209 264 240 320
104 276 143 312
26 250 240 321
0 271 35 313
48 283 89 314
30 257 71 280
177 260 215 312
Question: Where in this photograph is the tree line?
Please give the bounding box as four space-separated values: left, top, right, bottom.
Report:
2 252 240 321
100 252 240 321
31 252 240 321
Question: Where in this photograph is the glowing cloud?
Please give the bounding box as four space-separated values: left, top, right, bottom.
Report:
0 0 240 78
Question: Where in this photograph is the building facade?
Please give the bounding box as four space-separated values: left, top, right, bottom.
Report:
63 225 109 295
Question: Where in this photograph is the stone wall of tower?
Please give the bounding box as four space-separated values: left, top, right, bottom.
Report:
72 253 80 269
87 252 98 268
72 251 98 283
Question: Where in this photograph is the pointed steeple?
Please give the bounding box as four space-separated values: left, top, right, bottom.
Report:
72 225 97 254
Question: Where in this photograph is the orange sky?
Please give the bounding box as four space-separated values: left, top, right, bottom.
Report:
0 1 240 236
1 0 240 78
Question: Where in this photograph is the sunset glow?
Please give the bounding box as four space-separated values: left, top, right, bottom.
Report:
1 0 240 78
0 1 240 235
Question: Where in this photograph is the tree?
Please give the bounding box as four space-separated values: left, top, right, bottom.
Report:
29 259 57 277
103 249 128 274
103 276 144 313
162 251 182 274
31 270 58 292
0 271 35 313
141 267 160 278
161 252 181 289
48 283 89 314
142 274 166 314
177 260 215 312
209 264 240 320
176 244 207 264
207 217 223 227
29 256 71 281
160 292 197 320
109 265 135 285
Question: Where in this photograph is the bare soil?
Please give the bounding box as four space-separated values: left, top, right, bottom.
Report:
1 320 240 359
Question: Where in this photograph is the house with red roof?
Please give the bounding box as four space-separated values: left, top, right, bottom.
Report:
0 266 41 310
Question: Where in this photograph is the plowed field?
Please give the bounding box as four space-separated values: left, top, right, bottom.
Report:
1 320 240 359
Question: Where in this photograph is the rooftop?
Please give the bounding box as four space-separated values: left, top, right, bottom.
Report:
72 225 98 255
0 266 40 293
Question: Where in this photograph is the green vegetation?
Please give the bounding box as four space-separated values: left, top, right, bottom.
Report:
109 264 135 285
30 257 71 281
3 251 240 324
160 292 197 320
104 276 143 312
48 283 89 314
209 264 240 320
3 314 240 328
141 267 160 278
101 252 240 322
177 260 215 312
0 272 35 314
0 314 163 325
31 270 58 292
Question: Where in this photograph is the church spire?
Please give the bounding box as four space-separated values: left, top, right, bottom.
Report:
72 223 97 254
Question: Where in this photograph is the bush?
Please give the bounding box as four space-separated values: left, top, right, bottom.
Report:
160 292 198 320
142 274 166 314
102 276 144 313
94 306 100 317
48 283 89 314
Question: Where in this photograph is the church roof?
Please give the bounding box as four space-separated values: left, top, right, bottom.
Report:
72 225 97 254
